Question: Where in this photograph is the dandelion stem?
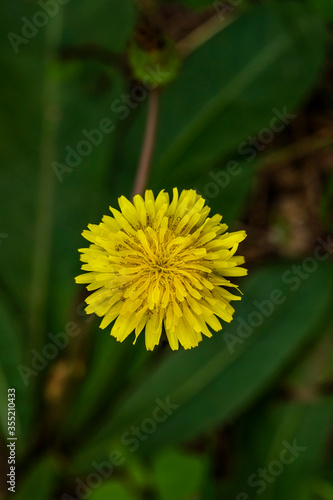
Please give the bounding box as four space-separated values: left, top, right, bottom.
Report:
132 87 160 197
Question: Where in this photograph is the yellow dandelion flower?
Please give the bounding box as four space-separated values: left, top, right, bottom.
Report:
75 188 247 351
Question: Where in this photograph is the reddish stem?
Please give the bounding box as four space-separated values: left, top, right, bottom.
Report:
132 87 160 197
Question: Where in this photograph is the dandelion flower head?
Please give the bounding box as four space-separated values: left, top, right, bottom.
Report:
76 188 247 350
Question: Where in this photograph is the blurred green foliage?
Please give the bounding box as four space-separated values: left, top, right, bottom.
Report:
1 0 333 499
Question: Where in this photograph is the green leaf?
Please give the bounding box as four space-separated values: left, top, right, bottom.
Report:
0 4 45 308
14 456 57 500
60 332 126 438
116 1 326 203
313 480 333 500
73 262 333 468
153 449 206 500
62 0 136 52
232 399 333 500
50 65 125 326
306 0 333 21
89 480 137 500
60 330 148 441
149 1 327 188
0 2 130 324
193 158 258 224
0 294 32 450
